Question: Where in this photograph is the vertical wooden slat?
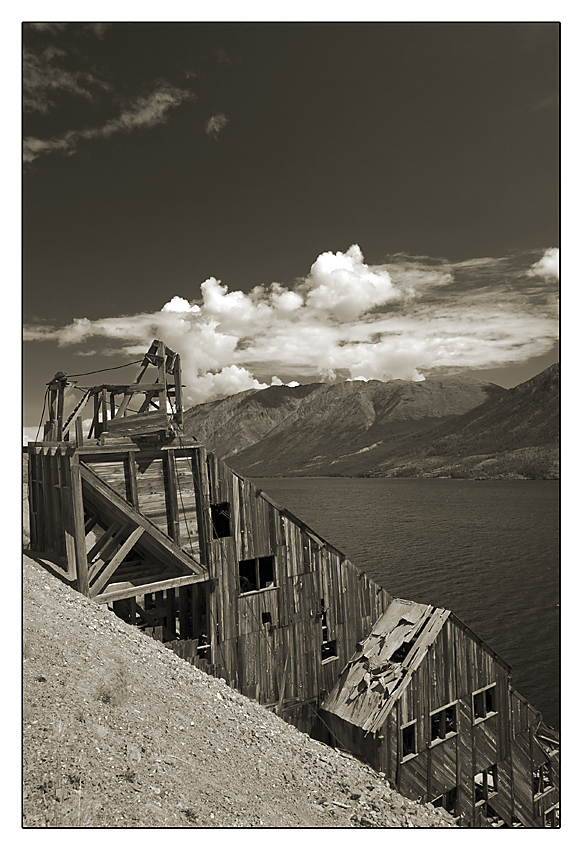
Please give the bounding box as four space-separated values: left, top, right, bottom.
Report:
27 448 38 549
60 449 77 578
69 453 89 596
157 340 167 420
164 450 180 544
126 451 139 509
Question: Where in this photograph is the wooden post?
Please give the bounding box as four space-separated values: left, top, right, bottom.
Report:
69 453 89 596
89 391 100 439
157 341 167 418
55 382 65 442
100 389 108 435
74 416 84 447
174 354 183 426
165 449 180 545
126 451 139 509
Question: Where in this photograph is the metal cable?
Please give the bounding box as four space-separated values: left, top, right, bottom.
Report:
66 358 143 378
34 387 49 442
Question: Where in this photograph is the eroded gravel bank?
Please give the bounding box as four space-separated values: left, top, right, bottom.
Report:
23 556 456 828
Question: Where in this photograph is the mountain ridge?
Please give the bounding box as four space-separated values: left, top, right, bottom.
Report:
181 365 559 479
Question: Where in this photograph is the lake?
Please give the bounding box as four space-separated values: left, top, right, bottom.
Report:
253 477 560 730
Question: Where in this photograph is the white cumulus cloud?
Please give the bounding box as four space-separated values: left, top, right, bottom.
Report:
527 247 559 279
24 245 559 407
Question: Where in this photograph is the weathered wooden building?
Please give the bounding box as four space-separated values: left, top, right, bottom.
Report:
25 340 559 827
320 599 559 827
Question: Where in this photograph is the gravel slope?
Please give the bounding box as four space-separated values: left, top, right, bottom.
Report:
22 556 457 828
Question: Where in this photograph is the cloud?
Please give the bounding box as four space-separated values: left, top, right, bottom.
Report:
23 85 194 163
527 247 559 279
24 246 559 406
23 44 110 114
205 113 229 139
23 25 195 163
300 244 410 321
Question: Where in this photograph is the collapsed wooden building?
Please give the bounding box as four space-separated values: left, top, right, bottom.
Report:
25 340 559 828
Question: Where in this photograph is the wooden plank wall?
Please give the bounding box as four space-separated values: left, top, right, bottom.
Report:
378 617 530 825
511 729 536 826
199 449 393 728
27 446 78 580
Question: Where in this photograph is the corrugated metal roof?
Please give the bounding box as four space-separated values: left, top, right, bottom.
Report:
322 598 449 734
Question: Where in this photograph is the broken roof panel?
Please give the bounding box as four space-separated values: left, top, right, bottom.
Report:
322 598 450 734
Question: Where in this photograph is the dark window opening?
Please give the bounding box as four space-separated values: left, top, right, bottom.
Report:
473 684 497 722
238 556 276 594
258 556 274 587
431 787 457 816
391 640 414 664
401 722 417 760
261 611 272 625
322 639 337 661
211 502 231 538
239 558 257 592
544 807 559 828
533 762 554 797
321 600 338 661
475 765 498 804
431 703 458 743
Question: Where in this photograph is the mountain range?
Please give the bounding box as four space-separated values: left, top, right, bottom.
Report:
181 364 559 479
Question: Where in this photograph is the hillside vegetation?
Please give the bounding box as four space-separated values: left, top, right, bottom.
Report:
182 365 559 479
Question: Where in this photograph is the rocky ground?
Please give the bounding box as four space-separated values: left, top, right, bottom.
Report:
22 555 457 829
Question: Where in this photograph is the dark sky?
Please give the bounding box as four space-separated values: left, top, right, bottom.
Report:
23 21 559 432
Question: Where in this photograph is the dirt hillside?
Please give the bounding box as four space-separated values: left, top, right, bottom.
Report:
22 555 457 828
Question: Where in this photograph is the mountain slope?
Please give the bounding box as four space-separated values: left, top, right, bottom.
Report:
183 376 506 476
22 556 456 828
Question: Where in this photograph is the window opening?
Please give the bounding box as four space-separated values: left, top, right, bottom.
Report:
261 611 272 625
391 640 414 664
473 684 497 722
431 787 457 816
544 806 559 828
211 502 231 538
430 702 458 744
321 599 338 662
258 556 274 587
401 721 417 760
238 556 276 594
474 765 498 804
533 762 554 797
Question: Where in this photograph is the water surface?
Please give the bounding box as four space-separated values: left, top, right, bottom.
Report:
254 477 560 729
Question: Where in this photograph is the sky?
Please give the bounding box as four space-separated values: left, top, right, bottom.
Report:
22 18 560 436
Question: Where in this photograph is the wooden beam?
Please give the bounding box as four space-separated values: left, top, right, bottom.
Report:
62 390 91 439
88 391 100 439
87 521 123 566
79 461 205 576
165 449 180 544
173 354 183 425
69 454 90 595
74 416 84 446
126 451 139 509
94 571 209 604
157 341 167 417
89 526 146 597
103 383 169 395
100 389 108 434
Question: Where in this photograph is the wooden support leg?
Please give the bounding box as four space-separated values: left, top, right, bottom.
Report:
69 455 90 596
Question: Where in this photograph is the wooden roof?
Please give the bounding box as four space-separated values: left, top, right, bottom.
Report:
321 598 450 734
